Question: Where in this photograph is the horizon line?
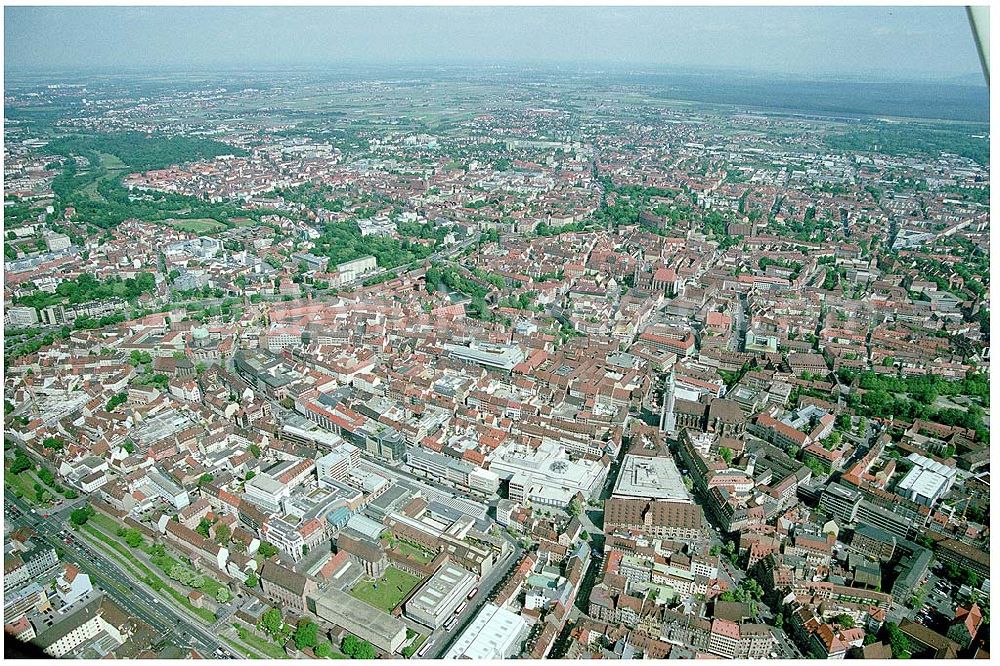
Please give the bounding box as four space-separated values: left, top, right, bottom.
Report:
3 60 988 88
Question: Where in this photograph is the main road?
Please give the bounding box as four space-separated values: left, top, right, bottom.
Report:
424 541 524 659
5 491 235 658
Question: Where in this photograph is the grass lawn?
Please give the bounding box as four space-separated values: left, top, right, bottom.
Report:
88 510 122 534
167 218 227 234
80 179 106 202
236 627 289 659
195 574 231 600
144 546 232 601
395 540 434 564
77 154 126 203
221 635 263 660
4 470 41 503
98 152 127 170
349 566 422 612
230 217 262 227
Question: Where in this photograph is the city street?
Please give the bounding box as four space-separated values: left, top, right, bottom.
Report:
5 491 235 658
425 541 524 658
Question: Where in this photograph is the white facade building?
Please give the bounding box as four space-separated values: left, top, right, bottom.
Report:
405 562 477 628
444 603 529 660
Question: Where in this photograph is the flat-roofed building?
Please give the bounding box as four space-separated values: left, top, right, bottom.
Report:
407 448 500 497
308 587 407 654
336 256 377 283
6 306 39 328
316 444 362 480
32 594 132 658
897 454 958 507
283 422 349 453
444 602 529 660
344 513 386 542
849 524 897 562
820 483 862 524
4 581 50 618
856 500 915 539
490 440 606 507
613 454 692 503
405 562 477 629
443 341 527 373
243 473 289 513
142 469 191 509
936 537 990 580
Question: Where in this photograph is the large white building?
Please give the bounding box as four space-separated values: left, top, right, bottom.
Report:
141 469 190 509
265 324 303 351
260 515 327 562
490 440 606 507
55 564 93 607
45 232 71 252
406 449 500 497
613 454 692 503
34 594 129 658
405 562 477 628
443 341 527 373
897 453 958 507
316 443 362 481
243 473 290 513
5 305 39 328
444 603 529 660
336 256 378 282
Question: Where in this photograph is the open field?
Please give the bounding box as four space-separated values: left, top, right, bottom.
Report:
166 218 228 233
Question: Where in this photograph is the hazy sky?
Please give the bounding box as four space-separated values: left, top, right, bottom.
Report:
4 6 986 82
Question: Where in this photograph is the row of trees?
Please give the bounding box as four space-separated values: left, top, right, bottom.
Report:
70 505 96 526
718 578 765 615
261 615 375 659
941 561 983 588
36 465 77 499
425 264 487 297
9 448 33 474
341 634 377 659
843 388 988 443
423 263 500 321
